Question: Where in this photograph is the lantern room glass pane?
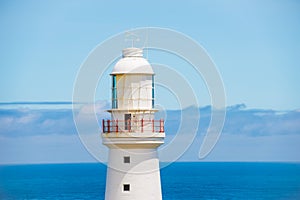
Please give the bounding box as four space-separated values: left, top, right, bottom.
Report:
112 75 118 108
152 75 155 108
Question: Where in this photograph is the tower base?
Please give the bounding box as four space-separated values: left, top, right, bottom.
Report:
102 133 164 200
105 148 162 200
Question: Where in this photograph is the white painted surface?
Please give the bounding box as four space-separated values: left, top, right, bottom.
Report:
105 148 162 200
111 48 154 75
122 48 143 57
102 132 165 148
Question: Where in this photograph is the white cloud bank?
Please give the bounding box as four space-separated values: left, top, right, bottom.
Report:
0 103 299 164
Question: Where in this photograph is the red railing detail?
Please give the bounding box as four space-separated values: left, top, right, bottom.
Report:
152 119 154 132
141 119 144 133
102 119 105 133
102 119 164 133
107 120 110 133
160 119 164 133
116 119 118 132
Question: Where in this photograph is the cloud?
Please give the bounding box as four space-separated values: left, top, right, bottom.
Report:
0 108 76 137
0 103 299 163
222 108 300 136
0 103 299 138
0 101 110 137
161 104 300 136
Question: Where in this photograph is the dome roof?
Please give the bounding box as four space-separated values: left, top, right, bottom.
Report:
111 48 154 75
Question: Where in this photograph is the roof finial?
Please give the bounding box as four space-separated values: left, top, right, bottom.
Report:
125 31 140 47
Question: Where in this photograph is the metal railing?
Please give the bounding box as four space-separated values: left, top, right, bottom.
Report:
102 119 164 133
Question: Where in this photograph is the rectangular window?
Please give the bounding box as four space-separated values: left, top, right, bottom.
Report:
123 184 130 192
124 156 130 163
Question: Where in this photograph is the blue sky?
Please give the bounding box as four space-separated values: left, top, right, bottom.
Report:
1 0 300 109
1 0 300 164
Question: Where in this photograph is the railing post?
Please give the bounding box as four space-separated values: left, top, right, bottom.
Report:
107 120 110 133
102 119 105 133
160 119 164 133
141 118 144 133
126 119 131 132
116 119 118 133
152 119 154 132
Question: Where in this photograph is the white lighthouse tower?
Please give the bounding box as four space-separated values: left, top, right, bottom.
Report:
102 47 165 200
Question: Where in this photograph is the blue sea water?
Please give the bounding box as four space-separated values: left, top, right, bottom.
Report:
0 162 300 199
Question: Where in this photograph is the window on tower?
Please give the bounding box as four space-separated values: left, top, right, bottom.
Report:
123 184 130 191
124 156 130 163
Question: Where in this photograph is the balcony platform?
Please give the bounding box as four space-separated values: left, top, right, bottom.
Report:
102 132 165 149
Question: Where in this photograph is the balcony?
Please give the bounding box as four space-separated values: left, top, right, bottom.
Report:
102 119 164 133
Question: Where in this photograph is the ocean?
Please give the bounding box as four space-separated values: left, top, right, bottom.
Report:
1 162 300 199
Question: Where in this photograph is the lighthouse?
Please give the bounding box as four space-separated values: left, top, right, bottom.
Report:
102 47 165 200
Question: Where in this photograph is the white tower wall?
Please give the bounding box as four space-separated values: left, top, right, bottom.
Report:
105 148 162 200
